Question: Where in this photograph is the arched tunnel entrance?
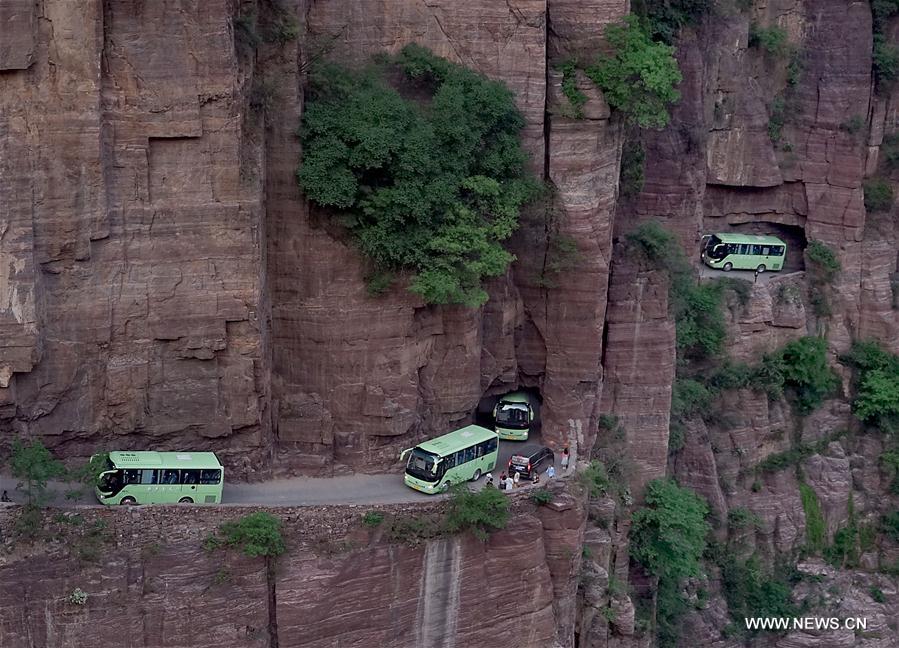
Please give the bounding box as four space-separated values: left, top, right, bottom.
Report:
708 221 808 272
474 387 543 432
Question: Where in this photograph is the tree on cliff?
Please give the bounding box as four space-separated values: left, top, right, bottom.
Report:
297 44 538 307
9 439 66 507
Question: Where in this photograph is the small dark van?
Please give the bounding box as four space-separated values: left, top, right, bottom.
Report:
507 445 554 479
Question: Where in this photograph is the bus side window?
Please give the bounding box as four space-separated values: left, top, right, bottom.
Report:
739 244 749 254
475 443 485 458
775 245 785 256
762 246 771 256
162 469 179 484
182 469 200 485
200 469 221 485
464 447 475 463
123 469 140 485
752 245 763 255
140 469 158 485
487 438 497 454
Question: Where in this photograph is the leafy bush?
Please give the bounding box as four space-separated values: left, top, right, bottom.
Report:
630 479 710 581
773 337 839 414
584 16 682 129
864 178 894 213
870 587 886 603
671 379 714 420
721 555 798 634
874 36 899 89
362 511 384 527
10 439 66 507
728 507 761 530
598 414 620 431
799 482 826 553
619 141 645 198
749 24 790 57
559 60 587 118
842 340 899 431
631 479 709 648
633 0 714 44
881 450 899 494
883 511 899 542
205 512 286 558
444 485 510 540
768 96 785 143
67 588 88 606
385 513 443 546
531 489 554 505
806 240 841 279
297 45 537 307
580 460 611 498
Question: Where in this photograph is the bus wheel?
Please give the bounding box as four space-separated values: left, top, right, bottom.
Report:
471 469 482 482
178 497 194 504
120 497 136 505
723 262 733 272
756 264 766 273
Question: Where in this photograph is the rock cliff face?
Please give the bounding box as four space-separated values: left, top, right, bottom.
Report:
3 0 899 647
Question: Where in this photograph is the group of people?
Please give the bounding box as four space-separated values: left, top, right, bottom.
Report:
483 445 570 491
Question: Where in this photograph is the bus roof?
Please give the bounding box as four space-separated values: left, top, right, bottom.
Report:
417 425 497 456
498 391 531 405
712 233 786 245
108 451 222 470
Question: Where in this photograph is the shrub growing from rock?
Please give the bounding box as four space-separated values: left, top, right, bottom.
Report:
297 45 538 307
205 512 286 558
444 484 510 540
584 16 682 129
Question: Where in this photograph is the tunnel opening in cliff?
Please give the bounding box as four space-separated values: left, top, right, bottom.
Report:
474 387 543 433
704 221 808 272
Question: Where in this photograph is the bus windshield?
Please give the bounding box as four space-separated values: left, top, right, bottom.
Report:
405 448 443 483
704 235 727 259
496 403 529 428
98 470 123 495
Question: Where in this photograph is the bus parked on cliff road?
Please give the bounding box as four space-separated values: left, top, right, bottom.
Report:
400 425 499 494
701 233 787 273
94 451 224 505
493 391 535 440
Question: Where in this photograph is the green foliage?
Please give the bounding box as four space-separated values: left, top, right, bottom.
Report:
365 270 394 297
728 507 762 530
870 587 886 603
579 460 611 498
234 11 260 52
883 510 899 542
584 17 682 129
206 512 286 558
721 555 798 635
630 479 710 582
444 484 510 540
297 45 537 307
799 482 826 553
806 240 841 279
839 115 865 135
633 0 714 44
872 0 899 32
755 430 844 474
250 76 280 114
67 588 88 606
362 511 384 527
749 24 790 57
531 489 554 505
598 413 620 431
874 36 899 89
842 340 899 431
864 178 894 213
881 450 899 494
71 518 111 563
631 479 709 648
559 60 587 118
619 141 646 199
671 379 713 420
768 96 785 143
774 337 839 414
385 513 443 546
786 50 803 86
825 496 861 567
9 439 66 507
264 14 299 44
883 133 899 170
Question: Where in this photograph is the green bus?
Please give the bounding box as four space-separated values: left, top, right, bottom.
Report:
400 425 499 494
493 391 534 441
94 451 224 505
701 233 787 272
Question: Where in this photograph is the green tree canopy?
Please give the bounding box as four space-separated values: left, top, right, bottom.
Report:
9 439 66 506
297 44 538 307
585 16 682 129
630 478 710 581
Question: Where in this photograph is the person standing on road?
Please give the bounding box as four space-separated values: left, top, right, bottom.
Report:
504 475 514 491
560 447 570 471
0 490 9 502
546 465 555 479
531 471 540 485
513 471 521 487
485 472 494 487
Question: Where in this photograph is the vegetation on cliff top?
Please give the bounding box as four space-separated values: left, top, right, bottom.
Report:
205 511 286 558
842 340 899 432
297 44 538 307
